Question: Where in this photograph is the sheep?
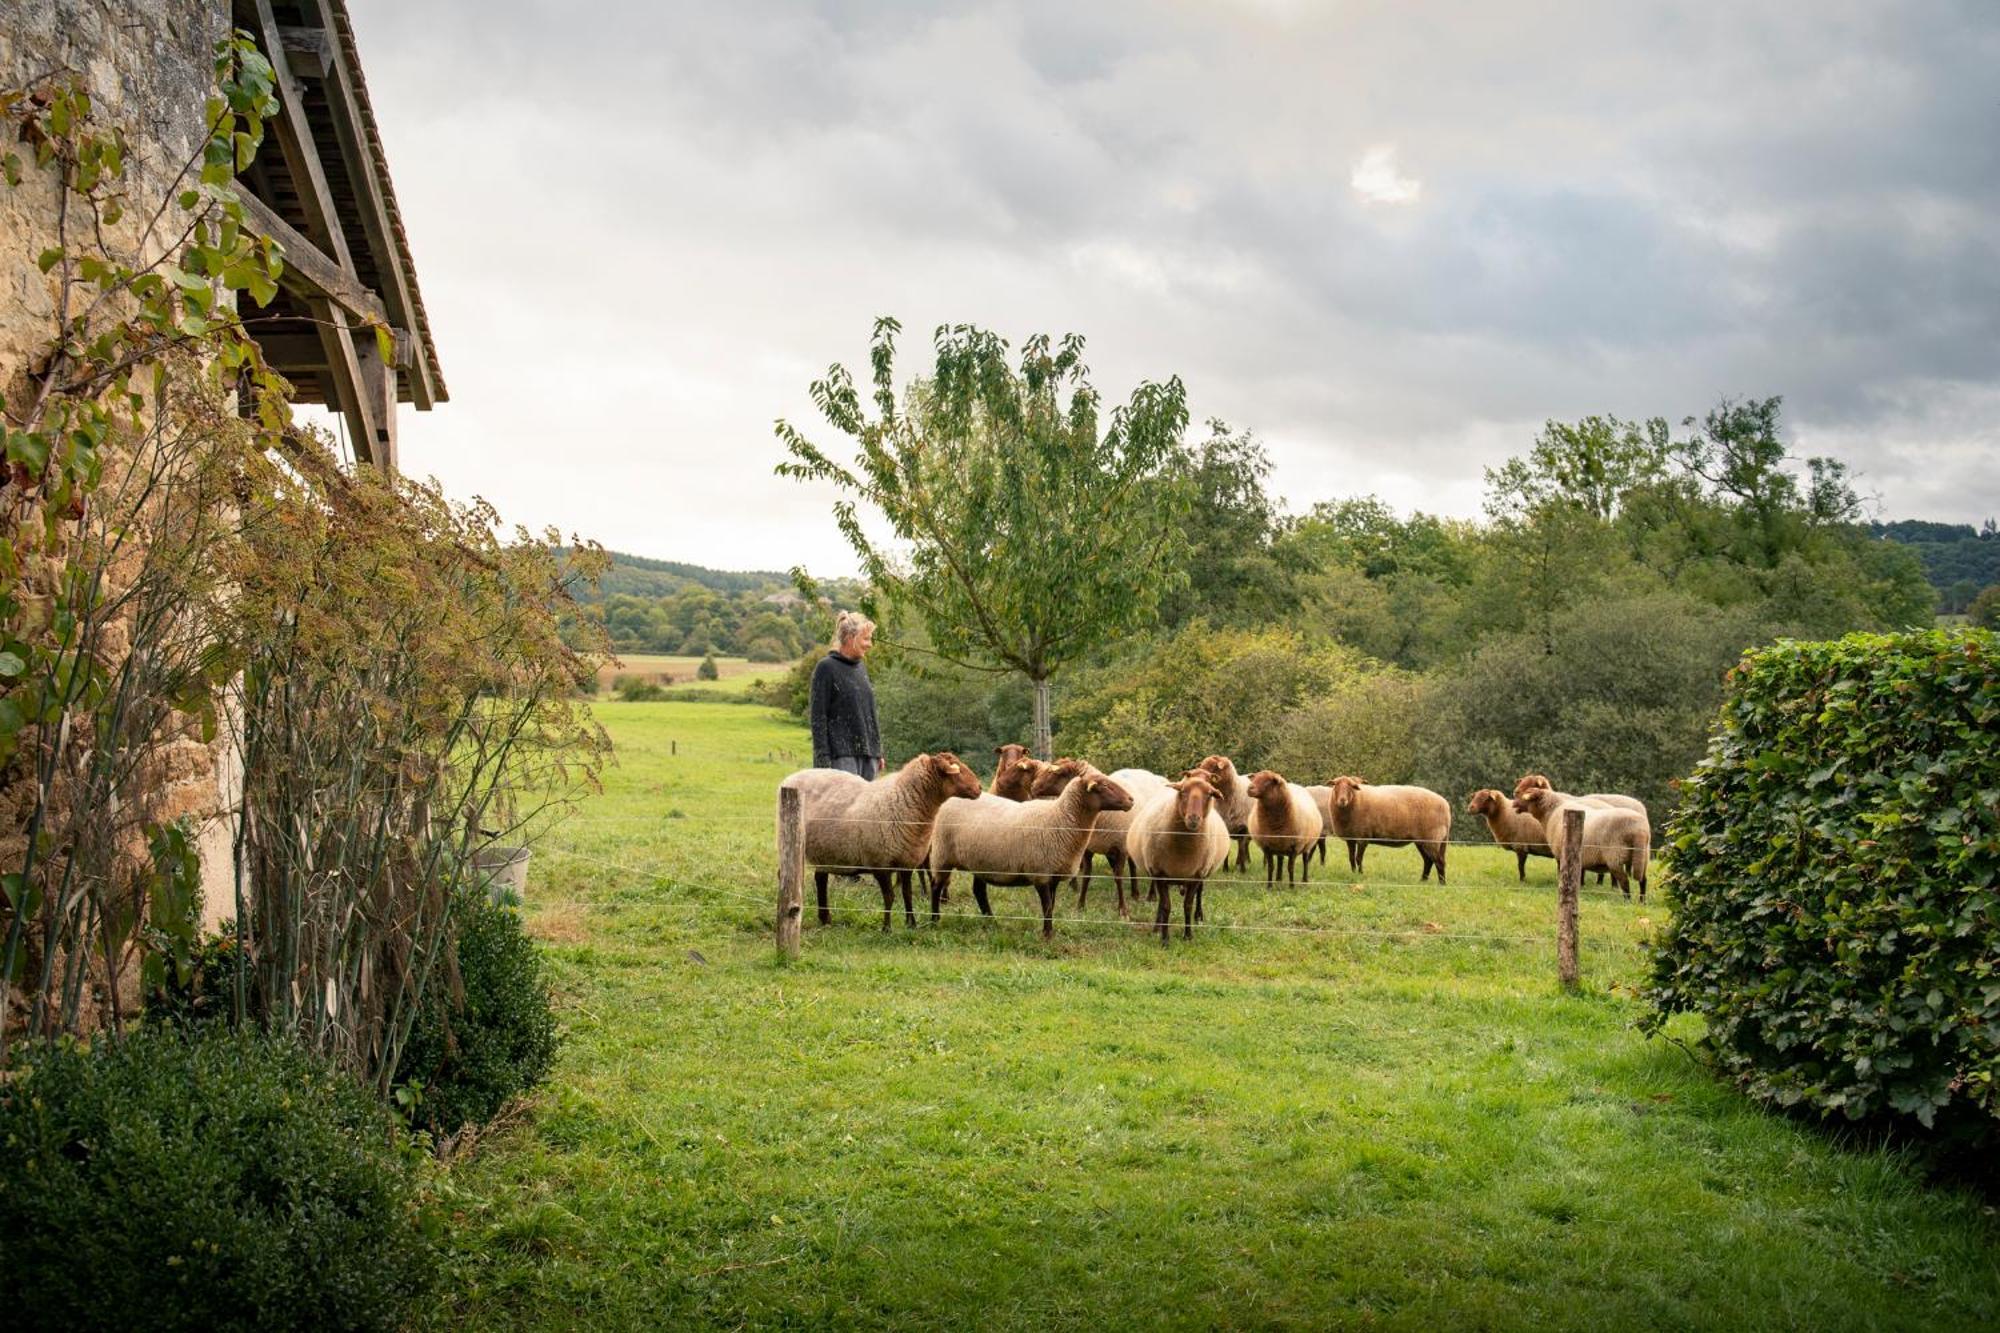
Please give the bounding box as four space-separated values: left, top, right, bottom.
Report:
1125 774 1232 944
1246 769 1324 886
778 752 983 929
1023 760 1166 915
927 769 1135 937
1326 777 1451 883
1513 786 1651 901
1467 788 1553 881
990 744 1041 800
1513 775 1649 883
1194 754 1255 872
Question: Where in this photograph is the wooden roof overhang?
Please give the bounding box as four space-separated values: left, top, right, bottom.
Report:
232 0 446 470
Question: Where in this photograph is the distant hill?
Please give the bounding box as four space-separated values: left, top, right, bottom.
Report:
562 550 797 602
1869 520 2000 612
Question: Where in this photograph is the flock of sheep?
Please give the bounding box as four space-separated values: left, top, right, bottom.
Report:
777 746 1653 946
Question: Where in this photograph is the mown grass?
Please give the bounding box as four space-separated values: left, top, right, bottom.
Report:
433 701 2000 1329
600 652 777 695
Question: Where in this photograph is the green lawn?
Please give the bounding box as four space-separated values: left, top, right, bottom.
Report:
601 653 779 696
435 700 2000 1329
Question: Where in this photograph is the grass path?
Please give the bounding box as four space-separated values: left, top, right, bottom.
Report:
433 702 2000 1329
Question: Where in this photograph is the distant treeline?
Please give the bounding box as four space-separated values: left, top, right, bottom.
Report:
1865 520 2000 613
566 552 863 659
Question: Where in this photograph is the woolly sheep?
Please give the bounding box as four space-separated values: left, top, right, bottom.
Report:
779 752 982 929
1512 775 1648 884
1194 754 1255 872
927 769 1135 937
1513 786 1651 901
1125 774 1232 945
990 744 1041 800
1467 788 1554 881
1326 777 1451 883
1246 769 1324 886
1027 760 1163 915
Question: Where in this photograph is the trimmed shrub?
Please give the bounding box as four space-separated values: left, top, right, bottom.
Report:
0 1027 439 1331
1643 629 1999 1137
395 892 560 1137
697 652 721 680
616 677 667 702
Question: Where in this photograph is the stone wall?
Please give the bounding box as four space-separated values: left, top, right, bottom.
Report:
3 2 242 933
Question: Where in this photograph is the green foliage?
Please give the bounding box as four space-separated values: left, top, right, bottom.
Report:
1059 626 1376 774
1154 421 1303 629
697 652 720 681
616 677 667 702
396 892 560 1137
871 657 1033 766
144 927 249 1030
0 1027 439 1330
778 317 1194 754
1644 630 2000 1137
1266 668 1431 787
756 652 818 717
1971 584 2000 630
1866 522 2000 602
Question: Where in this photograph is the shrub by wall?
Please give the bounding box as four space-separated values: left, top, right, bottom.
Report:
0 1027 439 1330
1643 629 1999 1136
396 891 560 1137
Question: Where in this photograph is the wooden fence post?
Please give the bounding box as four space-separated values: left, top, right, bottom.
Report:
1557 806 1582 991
776 785 804 961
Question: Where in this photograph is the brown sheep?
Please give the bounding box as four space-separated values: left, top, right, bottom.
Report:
1467 788 1553 881
1513 786 1651 901
1194 754 1255 871
1513 775 1648 883
779 752 983 929
991 743 1037 799
1327 777 1451 883
927 769 1135 938
1126 774 1233 944
1246 769 1324 886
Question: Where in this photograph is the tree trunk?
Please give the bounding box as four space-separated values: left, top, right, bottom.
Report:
1031 677 1052 761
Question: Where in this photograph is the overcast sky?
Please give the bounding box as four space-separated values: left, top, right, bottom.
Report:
330 0 1999 575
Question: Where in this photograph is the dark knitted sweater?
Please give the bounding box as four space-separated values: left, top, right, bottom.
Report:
808 651 881 768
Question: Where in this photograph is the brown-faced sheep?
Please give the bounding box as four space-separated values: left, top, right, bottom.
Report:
927 770 1135 938
1028 759 1158 914
1195 754 1255 871
1327 777 1451 883
1125 774 1232 944
990 744 1040 800
1513 786 1651 901
779 752 983 929
1512 775 1648 883
1246 769 1324 886
1467 788 1554 881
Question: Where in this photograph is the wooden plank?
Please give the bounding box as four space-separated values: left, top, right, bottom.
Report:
309 299 384 467
305 0 438 410
251 327 414 373
278 25 334 78
236 188 388 327
354 326 399 473
1557 807 1582 991
776 786 804 960
242 1 352 267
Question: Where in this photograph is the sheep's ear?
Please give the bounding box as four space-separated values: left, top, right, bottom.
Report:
1085 778 1098 792
943 761 959 774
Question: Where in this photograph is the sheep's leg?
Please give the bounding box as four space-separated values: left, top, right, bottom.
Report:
1317 835 1327 866
1345 839 1361 873
1263 846 1274 887
1194 881 1205 923
899 869 916 928
1434 844 1447 887
1074 852 1096 907
929 868 949 921
816 871 831 926
1235 834 1249 871
1155 877 1173 943
1638 861 1648 904
1113 860 1129 920
1181 883 1196 940
1516 850 1528 882
872 871 895 930
1616 866 1631 899
1595 870 1606 885
972 876 993 917
1037 879 1056 939
1301 844 1312 883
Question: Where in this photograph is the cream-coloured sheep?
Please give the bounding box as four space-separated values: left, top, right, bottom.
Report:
1026 760 1164 915
927 770 1135 937
1327 777 1451 883
1195 754 1255 872
1513 786 1651 901
1125 774 1232 944
1246 769 1324 886
1467 788 1554 881
778 752 983 929
1512 775 1648 883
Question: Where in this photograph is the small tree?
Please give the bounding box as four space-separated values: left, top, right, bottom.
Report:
777 318 1192 757
696 652 720 680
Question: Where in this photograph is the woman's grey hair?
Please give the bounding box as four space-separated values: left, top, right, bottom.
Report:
833 610 876 651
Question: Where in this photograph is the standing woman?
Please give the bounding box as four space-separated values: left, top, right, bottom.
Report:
810 611 883 778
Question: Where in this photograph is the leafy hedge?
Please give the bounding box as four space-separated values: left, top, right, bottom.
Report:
1644 629 1999 1135
0 1027 438 1331
395 890 560 1136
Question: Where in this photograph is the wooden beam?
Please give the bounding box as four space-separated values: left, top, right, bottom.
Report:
236 188 388 327
241 1 352 267
309 299 385 467
306 0 438 410
277 25 334 79
249 326 414 373
354 325 399 474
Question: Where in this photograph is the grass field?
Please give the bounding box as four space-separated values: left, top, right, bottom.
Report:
433 701 2000 1329
600 653 781 697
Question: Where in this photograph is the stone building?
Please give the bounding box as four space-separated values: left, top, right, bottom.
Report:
2 1 445 927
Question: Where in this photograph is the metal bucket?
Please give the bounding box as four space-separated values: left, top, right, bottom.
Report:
471 844 531 906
